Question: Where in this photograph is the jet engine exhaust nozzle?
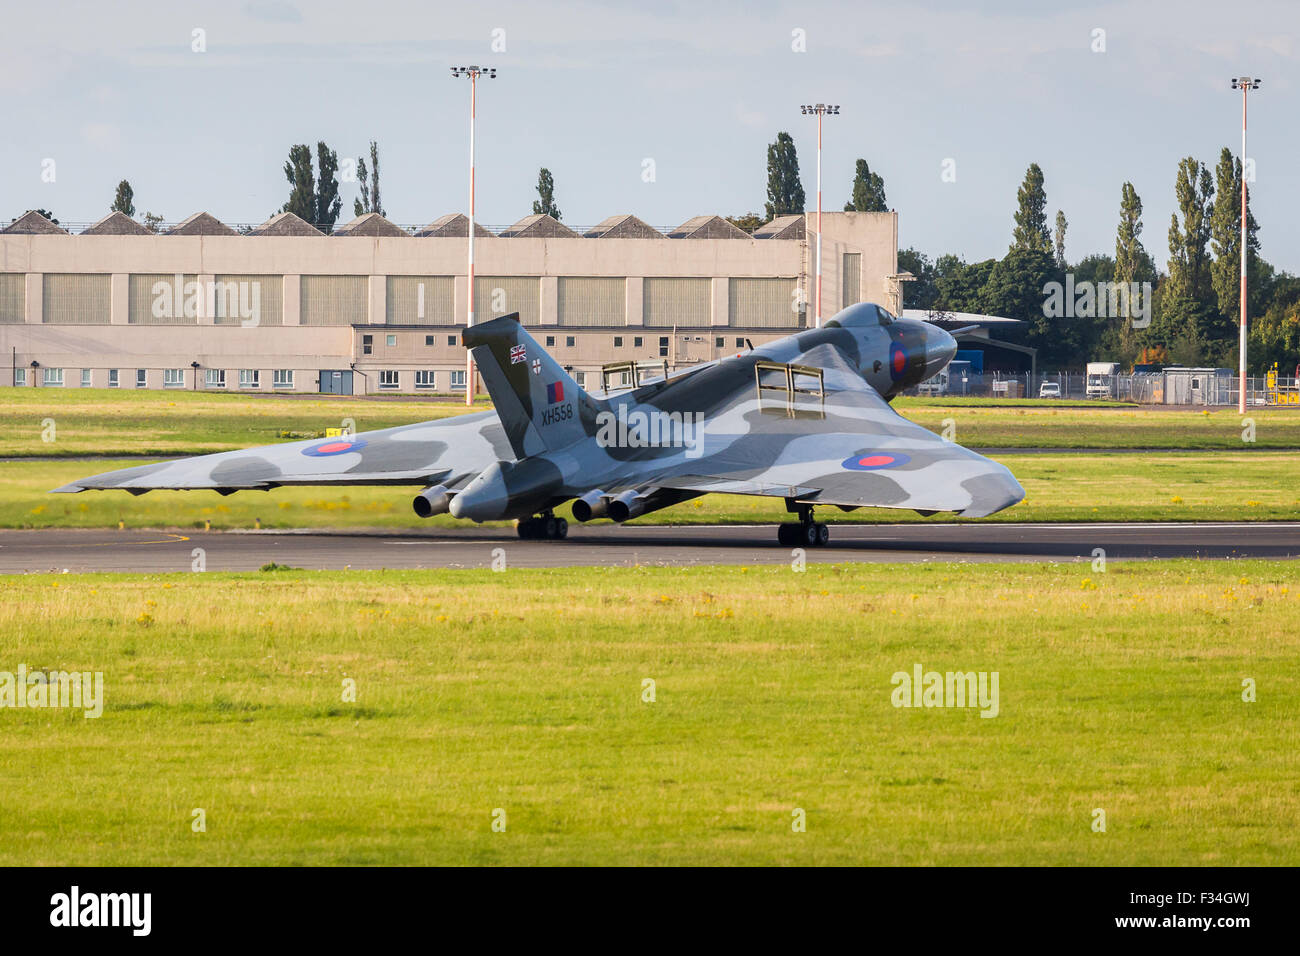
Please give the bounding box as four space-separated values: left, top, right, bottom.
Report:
571 490 608 522
412 484 452 518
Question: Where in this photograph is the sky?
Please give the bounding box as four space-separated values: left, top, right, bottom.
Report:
2 0 1297 271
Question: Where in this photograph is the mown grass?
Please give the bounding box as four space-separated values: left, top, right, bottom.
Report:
0 561 1295 865
0 388 489 457
6 452 1299 529
6 389 1300 457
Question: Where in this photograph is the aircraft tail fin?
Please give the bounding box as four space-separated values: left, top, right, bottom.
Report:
463 313 595 458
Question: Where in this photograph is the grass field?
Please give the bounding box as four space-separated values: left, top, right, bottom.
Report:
5 452 1298 529
1 561 1295 865
0 388 488 457
6 389 1300 457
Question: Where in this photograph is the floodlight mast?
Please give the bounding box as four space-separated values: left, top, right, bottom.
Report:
801 104 839 328
1231 76 1260 414
451 65 498 405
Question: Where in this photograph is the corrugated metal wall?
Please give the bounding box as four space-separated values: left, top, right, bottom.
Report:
43 274 111 325
129 275 199 324
473 276 539 321
0 274 23 324
841 253 861 309
213 275 283 326
386 276 455 325
300 275 368 326
558 277 625 327
643 277 710 327
728 277 797 328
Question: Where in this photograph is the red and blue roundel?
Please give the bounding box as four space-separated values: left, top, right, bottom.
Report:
303 438 368 457
841 451 910 470
889 342 908 380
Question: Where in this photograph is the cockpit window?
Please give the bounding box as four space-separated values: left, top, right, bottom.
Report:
825 302 895 329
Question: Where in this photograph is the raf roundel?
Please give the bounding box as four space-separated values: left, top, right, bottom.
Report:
303 438 368 457
841 451 911 471
889 341 908 380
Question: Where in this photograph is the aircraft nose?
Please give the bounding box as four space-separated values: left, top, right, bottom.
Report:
924 327 957 378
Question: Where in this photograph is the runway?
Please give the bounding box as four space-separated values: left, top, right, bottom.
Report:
1 522 1297 572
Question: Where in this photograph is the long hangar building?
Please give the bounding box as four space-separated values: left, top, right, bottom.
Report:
0 208 901 394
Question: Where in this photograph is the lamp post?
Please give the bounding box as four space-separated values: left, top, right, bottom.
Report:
1231 76 1260 414
800 104 839 327
451 65 497 406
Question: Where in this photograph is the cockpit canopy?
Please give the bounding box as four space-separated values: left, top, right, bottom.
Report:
824 302 896 328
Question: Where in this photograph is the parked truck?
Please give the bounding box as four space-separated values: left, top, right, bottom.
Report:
1086 362 1120 399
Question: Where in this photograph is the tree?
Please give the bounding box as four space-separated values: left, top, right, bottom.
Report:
315 142 342 233
111 180 135 218
281 144 315 224
352 141 383 218
726 212 765 234
1209 146 1260 328
1012 163 1051 253
142 211 164 233
764 132 805 219
844 159 887 212
896 249 938 310
353 141 384 218
1166 156 1214 302
532 167 561 220
1163 156 1219 353
15 209 59 225
1114 183 1153 288
1053 210 1068 269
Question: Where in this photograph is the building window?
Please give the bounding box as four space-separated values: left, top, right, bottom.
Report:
735 338 745 348
136 369 147 388
659 336 670 358
362 334 373 356
163 368 184 388
425 335 436 346
634 336 643 348
715 337 724 348
14 368 26 386
80 369 91 388
573 371 586 388
415 370 436 389
379 370 399 390
566 336 575 348
613 336 623 348
386 334 397 347
546 335 556 347
450 369 466 391
43 367 64 387
447 335 456 346
108 369 119 388
273 369 294 389
240 369 260 389
205 369 226 389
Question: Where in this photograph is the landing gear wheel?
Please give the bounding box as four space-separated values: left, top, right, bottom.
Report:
803 522 820 547
777 524 799 547
518 515 568 540
815 522 830 547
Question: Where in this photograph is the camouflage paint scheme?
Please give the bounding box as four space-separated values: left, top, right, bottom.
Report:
54 302 1023 527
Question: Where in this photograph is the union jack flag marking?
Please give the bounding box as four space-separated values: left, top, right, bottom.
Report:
509 345 526 365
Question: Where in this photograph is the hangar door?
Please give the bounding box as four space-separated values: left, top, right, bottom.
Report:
320 370 353 395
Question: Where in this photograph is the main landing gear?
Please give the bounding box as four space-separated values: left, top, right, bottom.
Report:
517 511 568 540
777 503 830 547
